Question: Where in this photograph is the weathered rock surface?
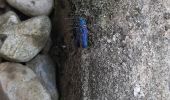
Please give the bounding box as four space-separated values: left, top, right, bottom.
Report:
54 0 170 100
0 11 20 50
27 54 58 100
7 0 53 16
42 38 52 54
0 62 51 100
0 11 20 28
0 12 51 62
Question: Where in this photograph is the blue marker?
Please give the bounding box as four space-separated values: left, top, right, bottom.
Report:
75 17 88 48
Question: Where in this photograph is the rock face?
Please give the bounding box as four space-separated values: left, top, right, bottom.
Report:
0 12 51 62
27 55 58 100
6 0 53 16
0 62 51 100
54 0 170 100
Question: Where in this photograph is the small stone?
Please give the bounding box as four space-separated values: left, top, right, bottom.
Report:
6 0 53 16
0 62 51 100
0 12 51 62
26 54 58 100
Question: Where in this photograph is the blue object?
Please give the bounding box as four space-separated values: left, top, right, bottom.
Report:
75 17 88 48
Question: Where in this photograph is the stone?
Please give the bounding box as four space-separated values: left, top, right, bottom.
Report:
0 11 20 49
0 62 51 100
6 0 53 16
0 11 20 28
55 0 170 100
27 54 58 100
0 12 51 62
42 38 52 54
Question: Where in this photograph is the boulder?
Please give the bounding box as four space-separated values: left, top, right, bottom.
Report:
0 62 51 100
6 0 53 16
27 54 58 100
0 13 51 62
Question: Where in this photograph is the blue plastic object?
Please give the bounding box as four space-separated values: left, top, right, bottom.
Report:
75 17 88 48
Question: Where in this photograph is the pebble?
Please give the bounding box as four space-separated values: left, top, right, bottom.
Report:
27 54 58 100
0 12 51 62
0 62 51 100
6 0 53 16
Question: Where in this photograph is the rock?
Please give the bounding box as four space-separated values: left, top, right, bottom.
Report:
6 0 53 16
56 0 170 100
0 13 51 62
42 38 52 54
27 54 58 100
0 62 51 100
0 11 20 49
0 11 20 28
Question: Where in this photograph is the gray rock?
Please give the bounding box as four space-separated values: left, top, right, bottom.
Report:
0 62 51 100
0 14 51 62
26 54 58 100
55 0 170 100
0 11 20 29
0 11 19 55
42 38 52 54
6 0 53 16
